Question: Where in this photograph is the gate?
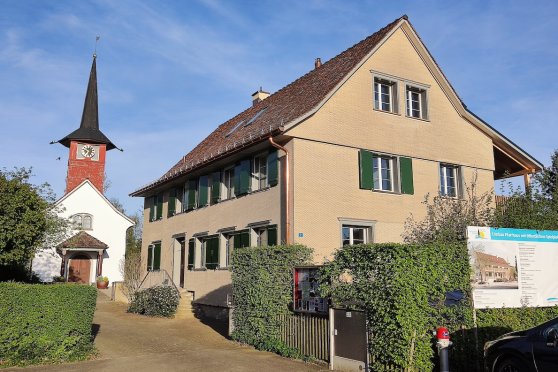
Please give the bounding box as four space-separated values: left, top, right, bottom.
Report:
332 308 368 371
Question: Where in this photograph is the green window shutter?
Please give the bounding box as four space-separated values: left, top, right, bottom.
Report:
156 194 163 220
211 171 221 204
198 175 209 207
168 188 176 217
187 179 197 210
267 226 277 246
399 157 414 195
188 239 195 270
205 236 219 270
147 246 153 271
267 149 278 186
242 231 250 248
234 160 251 196
153 242 161 270
359 149 374 190
149 197 155 222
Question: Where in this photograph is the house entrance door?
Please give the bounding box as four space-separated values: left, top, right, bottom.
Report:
68 254 91 283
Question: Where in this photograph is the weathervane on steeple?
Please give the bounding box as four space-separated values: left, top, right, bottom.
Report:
94 35 100 58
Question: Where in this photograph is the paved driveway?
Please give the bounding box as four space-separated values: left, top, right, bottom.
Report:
7 293 324 372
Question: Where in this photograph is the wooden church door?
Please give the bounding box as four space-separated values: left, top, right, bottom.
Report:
68 254 91 283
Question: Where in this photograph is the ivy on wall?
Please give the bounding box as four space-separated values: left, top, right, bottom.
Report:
230 244 312 357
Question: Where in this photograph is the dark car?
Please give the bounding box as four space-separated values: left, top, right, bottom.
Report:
484 316 558 372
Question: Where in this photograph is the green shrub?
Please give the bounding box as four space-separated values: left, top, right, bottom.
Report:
0 282 97 366
320 242 472 371
128 285 179 317
230 244 312 354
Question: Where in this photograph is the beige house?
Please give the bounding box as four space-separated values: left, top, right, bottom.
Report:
131 15 541 309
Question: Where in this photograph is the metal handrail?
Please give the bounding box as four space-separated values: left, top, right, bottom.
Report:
138 269 181 297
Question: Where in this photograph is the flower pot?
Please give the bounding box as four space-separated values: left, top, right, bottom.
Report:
97 281 109 289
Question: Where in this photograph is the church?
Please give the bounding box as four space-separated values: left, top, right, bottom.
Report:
32 54 134 284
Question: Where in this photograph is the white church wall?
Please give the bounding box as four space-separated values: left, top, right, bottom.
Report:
32 181 133 283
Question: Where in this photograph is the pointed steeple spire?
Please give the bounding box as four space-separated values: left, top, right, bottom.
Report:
58 54 116 150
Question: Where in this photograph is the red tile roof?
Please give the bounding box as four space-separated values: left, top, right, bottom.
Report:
475 251 511 267
131 15 407 197
58 231 109 249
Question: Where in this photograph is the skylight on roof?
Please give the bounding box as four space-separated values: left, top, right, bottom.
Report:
225 120 245 137
244 108 267 127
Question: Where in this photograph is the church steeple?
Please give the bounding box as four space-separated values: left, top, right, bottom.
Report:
61 54 116 195
57 55 116 150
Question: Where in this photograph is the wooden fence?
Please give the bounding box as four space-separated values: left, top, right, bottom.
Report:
277 312 329 361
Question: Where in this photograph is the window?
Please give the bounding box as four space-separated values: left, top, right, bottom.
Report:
440 164 460 197
198 175 210 207
183 179 198 211
71 213 93 230
253 154 268 191
147 242 161 271
374 77 398 113
406 85 428 119
223 167 235 200
255 225 277 247
359 149 414 195
342 225 369 246
167 186 183 217
244 108 267 127
373 156 394 192
224 230 250 267
201 236 219 270
149 194 163 221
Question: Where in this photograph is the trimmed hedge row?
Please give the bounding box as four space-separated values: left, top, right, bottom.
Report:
0 283 97 366
231 244 312 357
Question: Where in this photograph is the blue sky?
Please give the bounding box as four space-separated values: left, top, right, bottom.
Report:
1 0 557 215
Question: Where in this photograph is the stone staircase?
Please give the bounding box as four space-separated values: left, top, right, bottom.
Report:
175 290 195 319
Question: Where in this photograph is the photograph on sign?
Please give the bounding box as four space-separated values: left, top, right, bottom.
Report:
467 226 558 309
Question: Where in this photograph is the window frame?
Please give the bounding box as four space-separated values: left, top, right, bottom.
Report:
70 213 93 230
338 218 375 247
373 155 396 192
405 84 428 120
373 76 398 114
439 163 461 198
252 152 269 191
147 241 161 272
223 166 235 200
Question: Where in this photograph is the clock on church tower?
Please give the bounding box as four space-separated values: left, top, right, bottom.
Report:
56 55 117 194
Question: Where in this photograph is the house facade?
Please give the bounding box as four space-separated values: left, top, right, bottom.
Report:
32 55 133 283
131 16 541 308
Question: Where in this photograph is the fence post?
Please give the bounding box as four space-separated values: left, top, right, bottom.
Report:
329 307 335 370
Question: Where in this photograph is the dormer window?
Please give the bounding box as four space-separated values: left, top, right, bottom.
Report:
71 213 93 230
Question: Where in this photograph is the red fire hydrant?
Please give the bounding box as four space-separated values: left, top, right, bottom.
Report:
436 327 452 372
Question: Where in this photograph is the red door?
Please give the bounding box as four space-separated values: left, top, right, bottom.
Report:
68 255 91 283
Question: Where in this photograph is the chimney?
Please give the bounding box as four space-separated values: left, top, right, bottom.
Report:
251 87 270 106
315 57 322 69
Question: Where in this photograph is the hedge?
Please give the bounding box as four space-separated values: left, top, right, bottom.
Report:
128 285 179 317
0 283 97 366
319 243 473 371
230 244 312 357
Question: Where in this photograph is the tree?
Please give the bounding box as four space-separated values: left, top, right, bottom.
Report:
0 168 69 266
403 172 494 244
534 149 558 197
492 149 558 231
